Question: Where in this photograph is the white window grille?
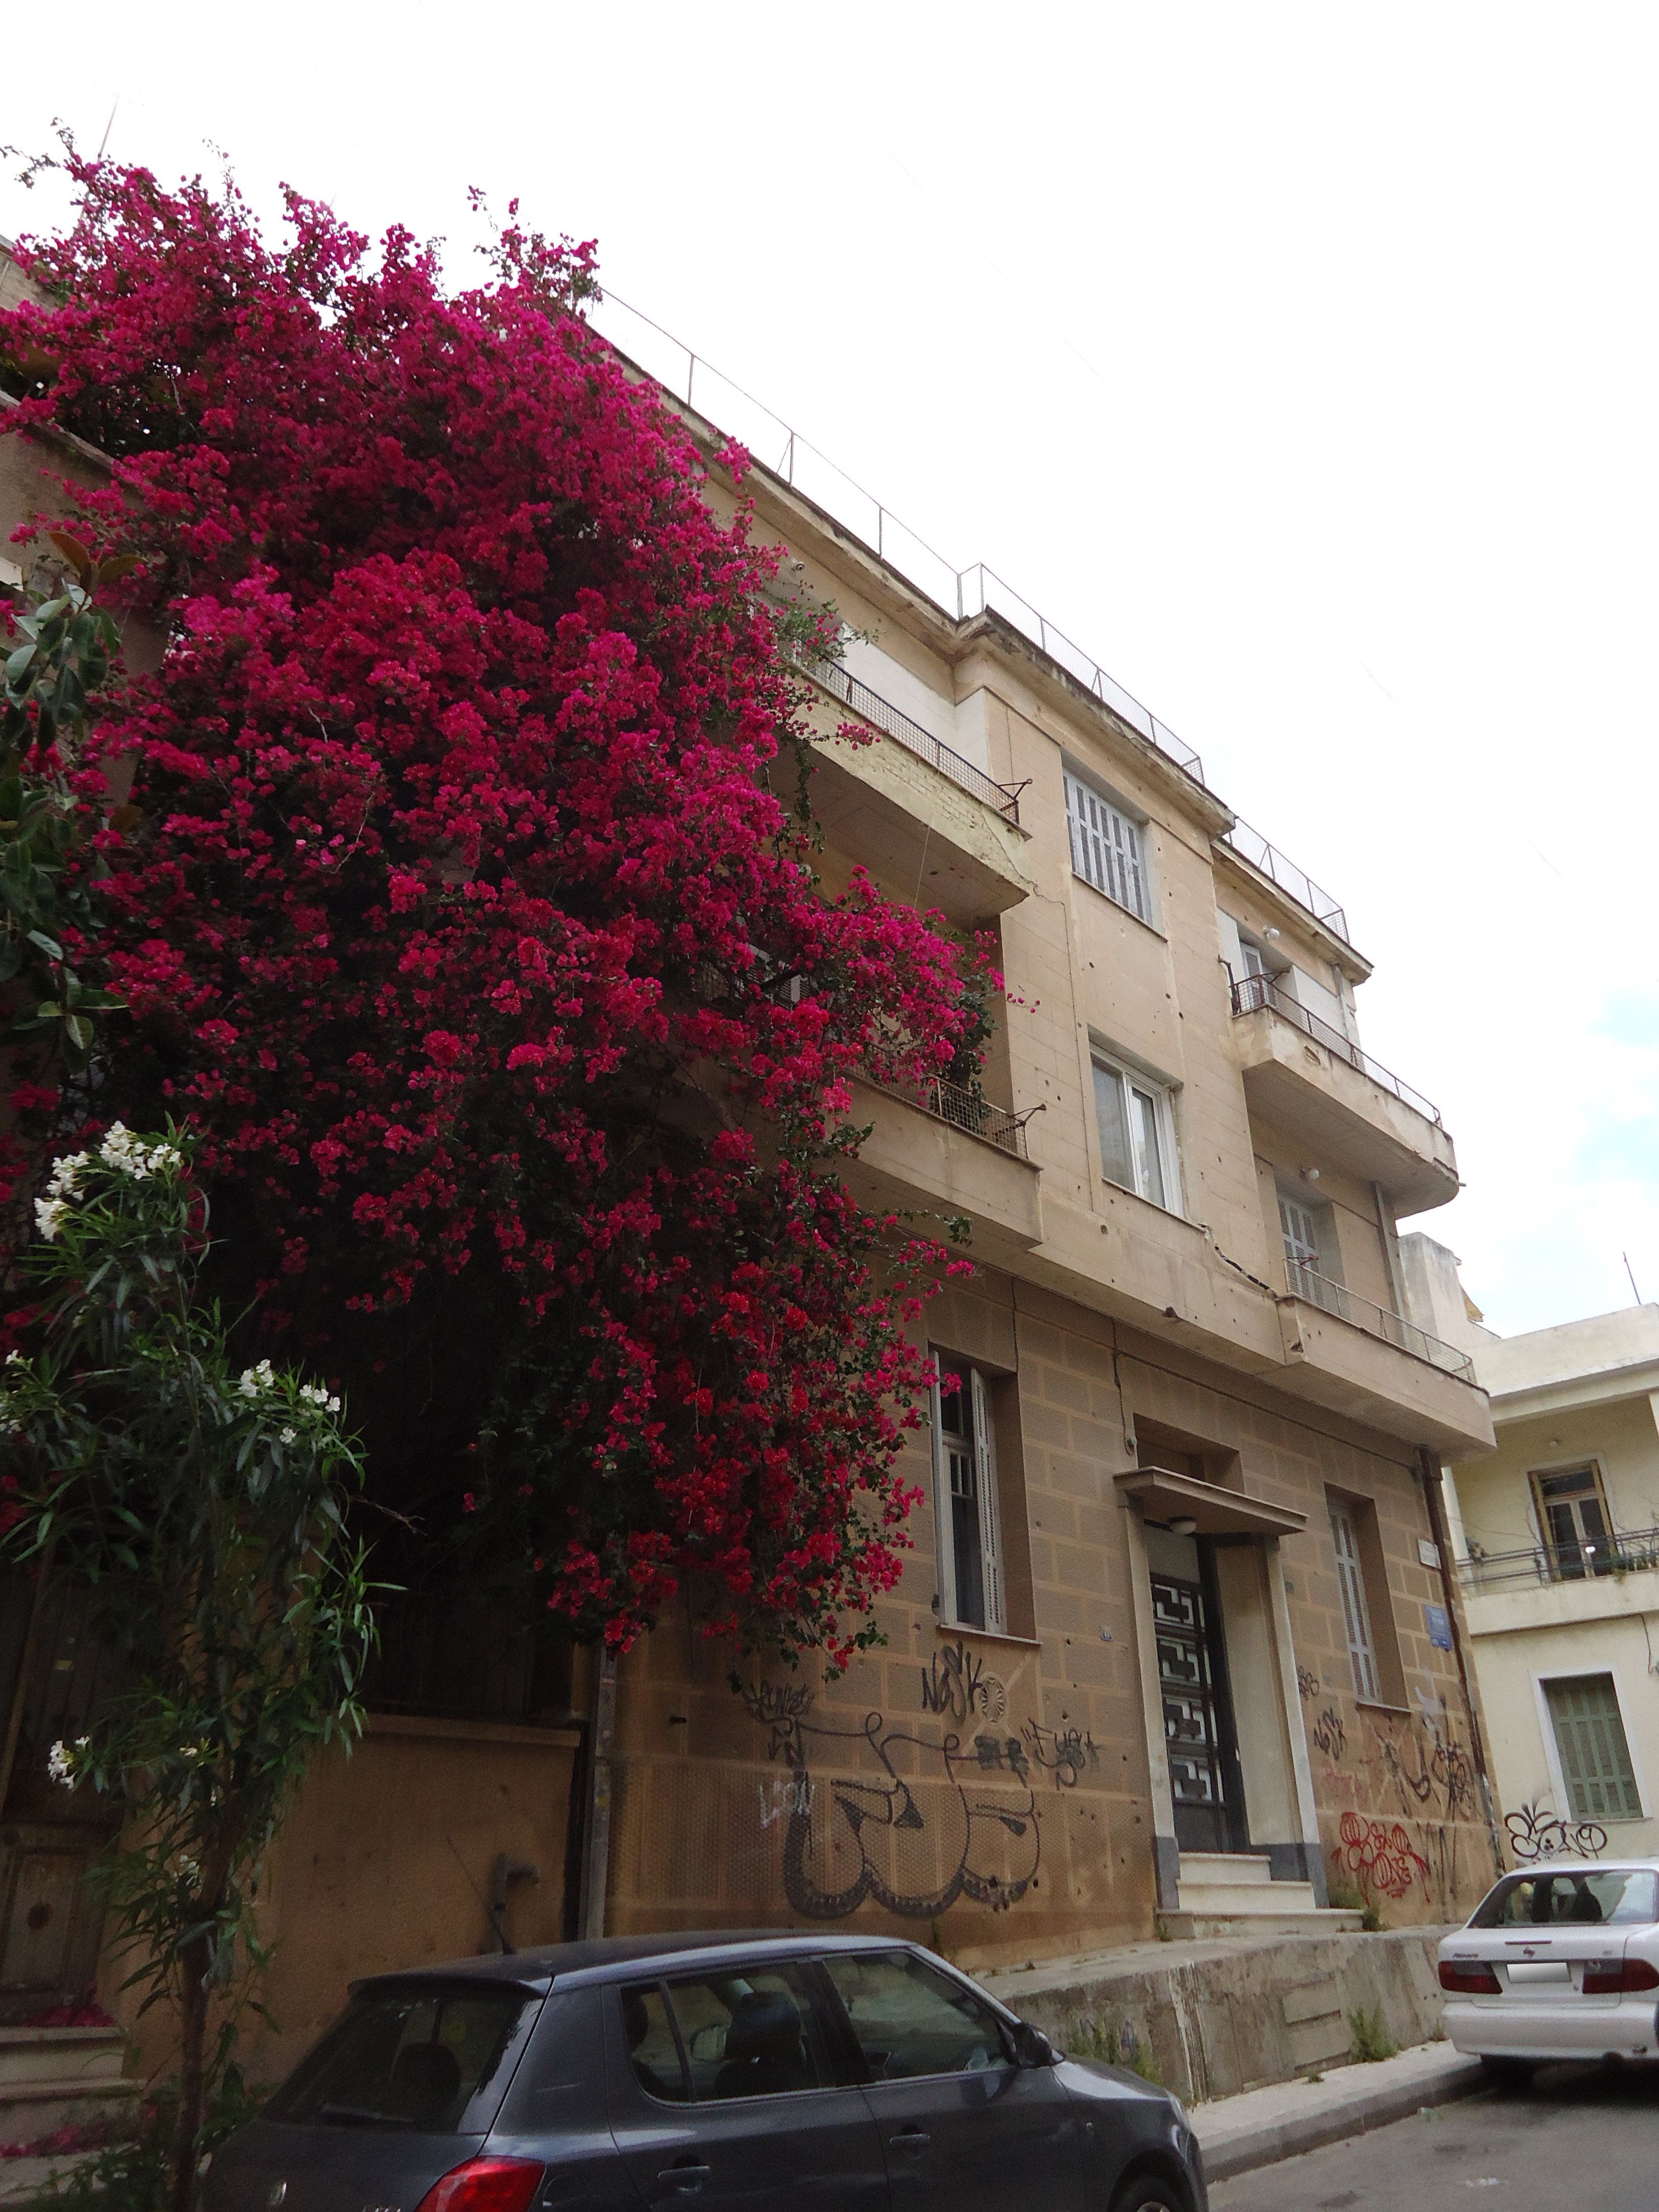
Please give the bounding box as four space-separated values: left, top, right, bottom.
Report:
1094 1056 1180 1214
1329 1501 1381 1702
932 1360 1006 1634
1065 773 1150 923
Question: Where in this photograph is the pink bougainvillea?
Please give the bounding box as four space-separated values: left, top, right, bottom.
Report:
0 157 994 1664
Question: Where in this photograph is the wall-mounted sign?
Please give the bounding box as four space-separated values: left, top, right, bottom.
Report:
1424 1603 1453 1650
1418 1537 1441 1569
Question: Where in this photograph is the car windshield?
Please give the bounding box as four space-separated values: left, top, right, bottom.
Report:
1469 1868 1659 1929
263 1984 538 2133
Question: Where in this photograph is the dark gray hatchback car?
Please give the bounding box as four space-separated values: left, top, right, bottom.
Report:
205 1931 1206 2212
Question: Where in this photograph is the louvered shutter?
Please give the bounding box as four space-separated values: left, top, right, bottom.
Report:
970 1367 1006 1634
1545 1675 1643 1820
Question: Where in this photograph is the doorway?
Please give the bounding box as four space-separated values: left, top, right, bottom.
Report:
1147 1533 1248 1855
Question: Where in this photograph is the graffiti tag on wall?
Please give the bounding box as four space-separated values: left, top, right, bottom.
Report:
1503 1800 1608 1863
741 1666 1097 1920
1334 1810 1430 1901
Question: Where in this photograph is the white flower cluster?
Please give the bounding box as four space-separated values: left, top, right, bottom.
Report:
299 1382 342 1415
238 1364 341 1439
47 1736 89 1789
238 1360 277 1399
33 1126 185 1242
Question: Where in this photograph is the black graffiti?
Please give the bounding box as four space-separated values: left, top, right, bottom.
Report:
1371 1714 1476 1823
1310 1707 1346 1760
1296 1666 1321 1703
1504 1800 1609 1863
919 1640 987 1722
1024 1720 1099 1790
742 1682 1039 1920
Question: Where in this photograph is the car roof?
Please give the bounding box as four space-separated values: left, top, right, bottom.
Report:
350 1929 922 2000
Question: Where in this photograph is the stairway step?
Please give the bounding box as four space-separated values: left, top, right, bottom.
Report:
1157 1906 1367 1940
1177 1881 1318 1915
0 2152 100 2206
1177 1853 1274 1884
0 2077 137 2143
0 2029 127 2089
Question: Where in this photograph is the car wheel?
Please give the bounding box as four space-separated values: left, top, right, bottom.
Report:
1109 2173 1189 2212
1478 2054 1533 2090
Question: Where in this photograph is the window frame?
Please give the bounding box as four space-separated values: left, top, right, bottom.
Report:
1064 770 1153 925
1092 1052 1183 1216
1536 1670 1647 1823
930 1358 1007 1635
1328 1499 1381 1704
1528 1462 1615 1582
818 1947 1017 2084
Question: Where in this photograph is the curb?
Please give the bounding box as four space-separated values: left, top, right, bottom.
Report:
1196 2055 1487 2183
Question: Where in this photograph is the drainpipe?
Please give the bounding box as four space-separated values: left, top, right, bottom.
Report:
577 1645 617 1940
1418 1447 1504 1877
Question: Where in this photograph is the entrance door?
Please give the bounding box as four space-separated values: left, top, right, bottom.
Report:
1152 1561 1247 1854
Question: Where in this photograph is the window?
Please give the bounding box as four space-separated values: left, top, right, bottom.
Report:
932 1360 1005 1633
620 1965 841 2103
1470 1867 1658 1929
1065 773 1151 923
1278 1190 1341 1307
1544 1674 1643 1821
1329 1501 1380 1703
1093 1056 1178 1211
820 1950 1012 2081
1531 1465 1613 1581
263 1983 538 2133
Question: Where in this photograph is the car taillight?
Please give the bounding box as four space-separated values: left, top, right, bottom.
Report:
1438 1961 1502 1994
1583 1959 1659 1994
413 2157 545 2212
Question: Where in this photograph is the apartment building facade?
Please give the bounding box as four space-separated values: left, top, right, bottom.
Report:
1414 1247 1659 1868
591 397 1501 1968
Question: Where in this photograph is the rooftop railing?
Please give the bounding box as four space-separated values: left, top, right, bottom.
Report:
1457 1528 1659 1594
801 652 1026 822
861 1070 1034 1160
1283 1258 1476 1381
1230 972 1443 1128
591 291 1355 948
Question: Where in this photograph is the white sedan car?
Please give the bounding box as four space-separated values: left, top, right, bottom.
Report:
1438 1859 1659 2080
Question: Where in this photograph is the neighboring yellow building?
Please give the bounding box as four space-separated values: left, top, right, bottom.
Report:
1413 1244 1659 1866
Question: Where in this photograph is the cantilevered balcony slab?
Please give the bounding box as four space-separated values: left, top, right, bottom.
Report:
801 685 1036 925
1277 1294 1494 1454
838 1077 1045 1266
1232 986 1459 1213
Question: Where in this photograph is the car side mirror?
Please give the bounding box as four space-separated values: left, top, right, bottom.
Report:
1013 2021 1056 2068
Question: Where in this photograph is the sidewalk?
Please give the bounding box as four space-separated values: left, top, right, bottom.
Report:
1190 2039 1485 2184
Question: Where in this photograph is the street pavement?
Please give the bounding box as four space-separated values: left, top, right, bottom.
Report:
1209 2060 1659 2210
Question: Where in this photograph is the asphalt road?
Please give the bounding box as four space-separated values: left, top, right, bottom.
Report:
1209 2061 1659 2212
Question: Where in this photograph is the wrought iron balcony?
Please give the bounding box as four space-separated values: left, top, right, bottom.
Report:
1283 1259 1475 1382
1457 1527 1659 1594
1231 972 1441 1127
801 652 1026 822
861 1070 1035 1160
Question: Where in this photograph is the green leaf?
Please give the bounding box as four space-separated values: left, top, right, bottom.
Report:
25 929 62 960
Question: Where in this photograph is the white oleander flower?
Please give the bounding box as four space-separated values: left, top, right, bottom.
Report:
46 1737 87 1788
279 1426 297 1444
45 1151 89 1200
238 1359 276 1399
34 1197 68 1242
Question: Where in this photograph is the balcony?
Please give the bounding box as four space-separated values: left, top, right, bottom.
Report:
1456 1527 1659 1638
797 662 1037 925
1230 974 1459 1213
1277 1264 1493 1452
838 1073 1045 1266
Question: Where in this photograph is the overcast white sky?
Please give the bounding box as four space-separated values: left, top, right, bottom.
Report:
5 4 1655 1338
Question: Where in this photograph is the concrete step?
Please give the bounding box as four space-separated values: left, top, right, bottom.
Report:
0 2028 127 2089
1177 1881 1319 1916
0 2151 102 2206
0 2075 137 2143
1178 1853 1274 1886
1157 1907 1367 1940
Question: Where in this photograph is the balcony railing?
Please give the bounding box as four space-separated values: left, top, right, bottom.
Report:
1457 1527 1659 1594
863 1070 1033 1160
1283 1259 1476 1382
1231 972 1443 1128
801 653 1025 823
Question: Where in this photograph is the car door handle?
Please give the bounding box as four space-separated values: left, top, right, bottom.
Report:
658 2162 711 2192
889 2129 932 2151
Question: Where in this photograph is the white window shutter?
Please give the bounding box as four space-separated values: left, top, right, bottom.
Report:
931 1363 959 1626
971 1368 1005 1633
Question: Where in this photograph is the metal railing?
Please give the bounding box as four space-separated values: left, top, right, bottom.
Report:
1230 972 1442 1127
1219 821 1349 943
1283 1260 1476 1381
801 653 1025 823
864 1070 1032 1160
589 291 1355 946
1457 1527 1659 1594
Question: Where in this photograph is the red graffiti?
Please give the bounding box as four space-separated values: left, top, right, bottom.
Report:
1335 1810 1429 1901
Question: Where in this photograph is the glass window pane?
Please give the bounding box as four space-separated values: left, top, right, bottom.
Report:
1131 1088 1165 1209
1471 1869 1659 1929
665 1966 833 2101
263 1985 537 2132
1093 1062 1133 1192
619 1982 690 2102
821 1951 1010 2082
1329 1504 1380 1703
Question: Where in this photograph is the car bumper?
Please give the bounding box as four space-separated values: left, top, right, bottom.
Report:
1442 1997 1659 2060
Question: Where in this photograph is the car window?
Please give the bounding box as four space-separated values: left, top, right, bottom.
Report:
1469 1869 1659 1928
263 1985 538 2132
619 1982 691 2103
664 1964 836 2101
821 1950 1011 2081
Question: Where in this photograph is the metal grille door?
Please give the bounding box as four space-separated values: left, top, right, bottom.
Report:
1152 1575 1229 1852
